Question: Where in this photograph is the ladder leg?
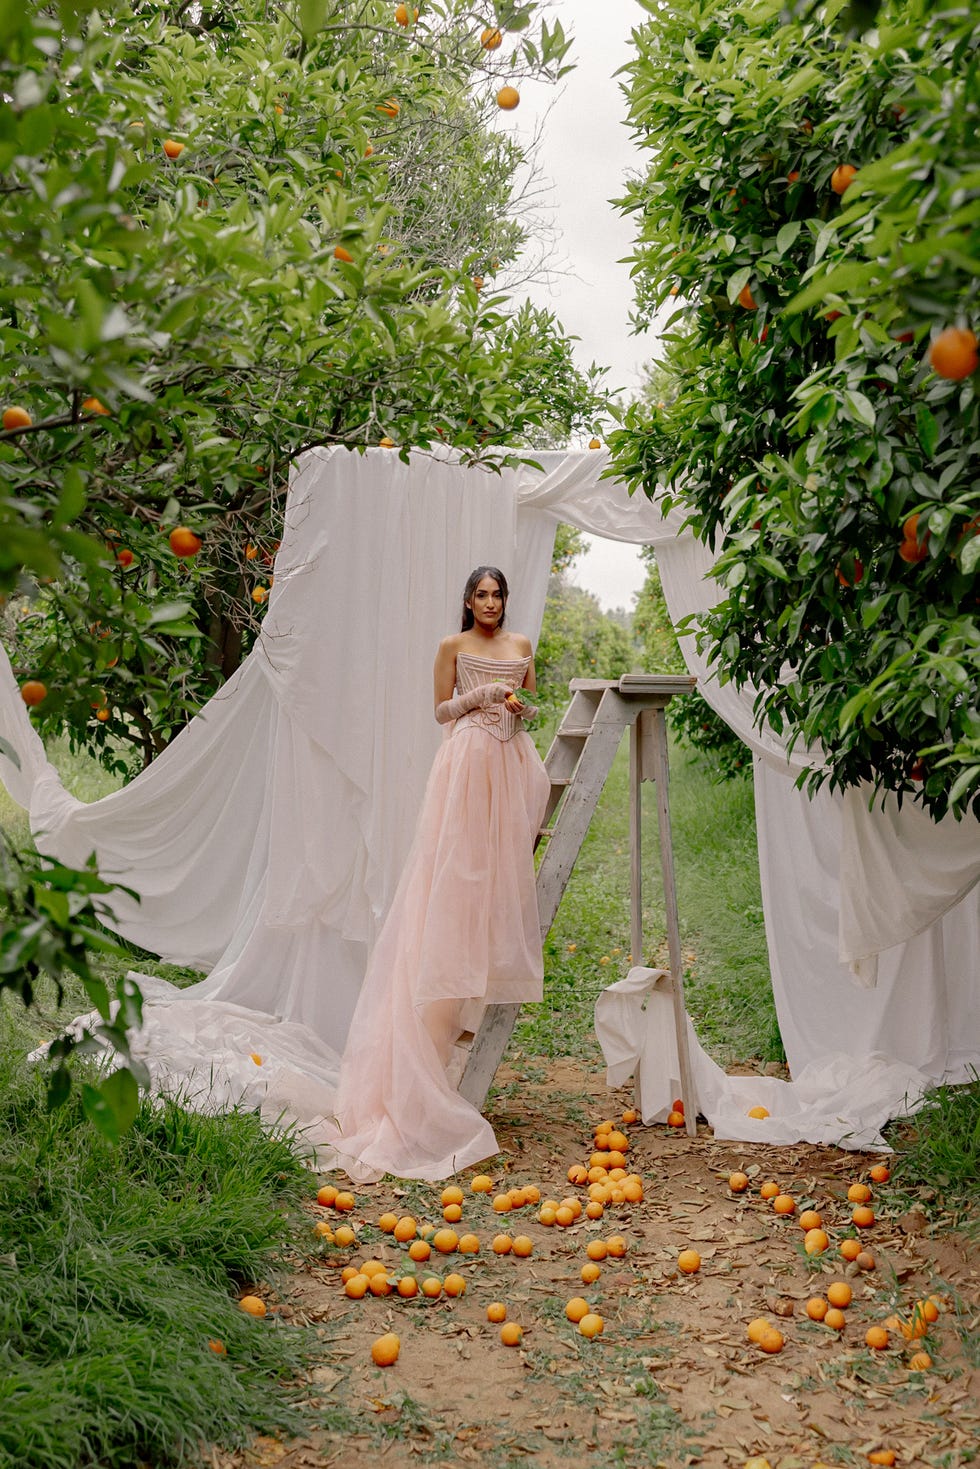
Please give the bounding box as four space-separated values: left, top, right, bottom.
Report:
648 709 698 1138
456 1002 522 1110
629 720 643 968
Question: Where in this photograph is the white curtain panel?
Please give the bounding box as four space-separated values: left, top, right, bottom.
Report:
1 445 976 1158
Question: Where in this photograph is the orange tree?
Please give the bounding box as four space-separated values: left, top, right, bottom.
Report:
2 0 605 774
613 0 979 820
0 0 607 1126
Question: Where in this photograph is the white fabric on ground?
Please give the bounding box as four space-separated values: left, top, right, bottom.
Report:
1 444 977 1166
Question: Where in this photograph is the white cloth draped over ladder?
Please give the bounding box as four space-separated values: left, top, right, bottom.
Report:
0 445 976 1172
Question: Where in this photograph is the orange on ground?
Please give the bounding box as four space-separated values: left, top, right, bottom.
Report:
852 1205 875 1228
747 1318 772 1343
524 1185 540 1205
824 1307 846 1331
581 1262 601 1284
919 1298 940 1324
667 1110 685 1128
360 1260 387 1277
239 1295 267 1317
432 1228 458 1254
420 1277 442 1299
333 1225 356 1246
772 1194 796 1215
606 1130 629 1151
869 1164 890 1183
369 1273 393 1297
804 1229 830 1255
19 681 47 707
671 1099 685 1114
492 1234 513 1255
586 1239 608 1261
840 1238 862 1261
396 1276 418 1298
371 1332 400 1367
442 1203 462 1223
929 326 978 380
314 1221 333 1239
457 1233 479 1255
579 1313 604 1339
334 1192 355 1212
606 1236 627 1258
605 1150 627 1169
2 406 32 430
500 1321 523 1346
847 1182 872 1204
827 1281 852 1309
378 1212 397 1233
496 85 520 110
728 1171 749 1192
909 1350 932 1370
806 1297 829 1321
856 1250 876 1271
512 1236 533 1258
555 1206 575 1228
443 1273 466 1297
677 1249 701 1274
799 1210 822 1231
492 1193 512 1213
622 1179 644 1203
169 526 202 557
567 1164 588 1185
831 163 857 194
622 1108 638 1124
868 1454 896 1467
748 1106 770 1120
340 1265 359 1283
565 1297 590 1323
441 1184 463 1206
538 1206 557 1227
487 1301 507 1322
481 26 502 48
393 1216 417 1242
757 1326 784 1353
585 1201 605 1220
560 1197 582 1220
471 1174 493 1193
408 1239 430 1262
208 1339 226 1355
865 1325 890 1350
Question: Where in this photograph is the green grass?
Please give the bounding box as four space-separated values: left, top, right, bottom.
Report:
513 732 780 1067
885 1073 980 1231
0 1043 321 1469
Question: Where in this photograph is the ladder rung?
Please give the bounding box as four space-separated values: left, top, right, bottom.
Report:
548 777 572 788
537 826 553 839
557 726 593 738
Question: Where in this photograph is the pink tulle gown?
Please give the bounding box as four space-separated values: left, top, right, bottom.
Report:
330 652 550 1180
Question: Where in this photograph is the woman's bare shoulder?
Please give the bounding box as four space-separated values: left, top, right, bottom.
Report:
437 633 465 654
511 632 533 656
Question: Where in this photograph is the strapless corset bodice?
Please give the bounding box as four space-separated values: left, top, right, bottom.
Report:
454 651 532 743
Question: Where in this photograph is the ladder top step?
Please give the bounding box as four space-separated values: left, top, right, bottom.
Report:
549 777 573 788
567 675 697 699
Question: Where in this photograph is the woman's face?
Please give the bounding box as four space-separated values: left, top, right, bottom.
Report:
468 575 504 629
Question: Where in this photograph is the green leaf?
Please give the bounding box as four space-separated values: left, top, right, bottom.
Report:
843 390 876 430
775 221 801 255
297 0 330 43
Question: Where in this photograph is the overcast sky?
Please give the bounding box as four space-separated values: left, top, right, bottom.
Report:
499 0 658 612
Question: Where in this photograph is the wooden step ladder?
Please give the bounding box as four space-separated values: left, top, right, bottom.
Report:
455 673 699 1136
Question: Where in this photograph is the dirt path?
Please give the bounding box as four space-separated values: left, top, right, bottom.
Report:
226 1059 979 1469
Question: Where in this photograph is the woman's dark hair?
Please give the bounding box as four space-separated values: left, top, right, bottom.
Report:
461 566 508 631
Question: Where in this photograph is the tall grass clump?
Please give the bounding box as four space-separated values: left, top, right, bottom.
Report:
886 1074 980 1230
0 1044 317 1469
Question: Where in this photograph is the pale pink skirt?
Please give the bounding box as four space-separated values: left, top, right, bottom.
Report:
330 722 550 1180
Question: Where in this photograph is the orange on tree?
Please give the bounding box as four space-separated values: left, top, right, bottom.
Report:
737 282 757 310
589 437 602 449
394 4 418 24
116 548 134 567
377 98 400 117
928 326 978 380
20 680 47 706
162 139 185 159
831 163 857 194
169 526 202 557
82 396 109 415
496 85 520 110
371 1332 400 1367
2 405 32 430
481 26 503 49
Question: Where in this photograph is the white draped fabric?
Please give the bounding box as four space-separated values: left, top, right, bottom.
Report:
1 444 977 1164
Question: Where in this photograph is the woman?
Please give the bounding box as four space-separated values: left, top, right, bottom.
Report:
330 568 551 1181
